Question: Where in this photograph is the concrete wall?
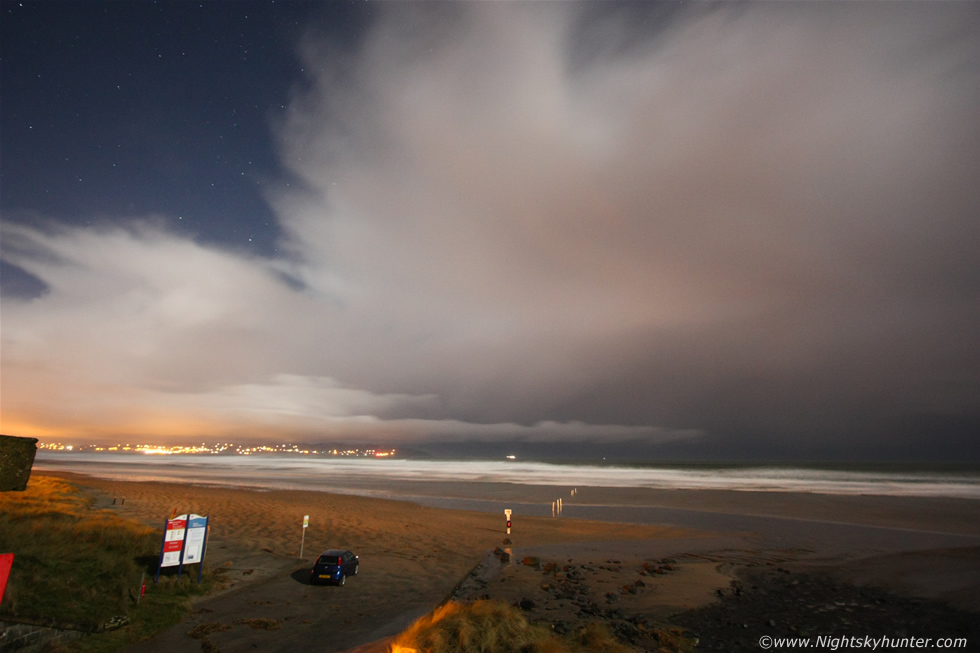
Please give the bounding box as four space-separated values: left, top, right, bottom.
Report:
0 621 89 652
0 435 38 492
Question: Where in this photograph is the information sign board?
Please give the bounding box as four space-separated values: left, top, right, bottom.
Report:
157 513 210 584
182 515 208 564
161 517 187 568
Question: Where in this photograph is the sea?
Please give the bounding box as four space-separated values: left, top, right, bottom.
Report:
33 452 980 500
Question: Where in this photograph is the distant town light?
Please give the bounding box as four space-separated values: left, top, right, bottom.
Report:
37 441 395 459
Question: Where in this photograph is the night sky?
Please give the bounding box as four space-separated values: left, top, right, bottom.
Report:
2 1 979 460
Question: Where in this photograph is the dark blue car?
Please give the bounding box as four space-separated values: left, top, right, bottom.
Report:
310 549 359 586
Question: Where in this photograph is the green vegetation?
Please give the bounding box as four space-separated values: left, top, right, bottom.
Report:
0 476 216 651
390 600 634 653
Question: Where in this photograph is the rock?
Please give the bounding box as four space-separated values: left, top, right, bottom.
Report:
615 621 640 643
518 598 536 611
499 552 511 563
103 615 130 632
522 556 541 568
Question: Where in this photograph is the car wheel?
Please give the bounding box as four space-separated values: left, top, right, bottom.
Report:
353 564 359 576
338 573 345 586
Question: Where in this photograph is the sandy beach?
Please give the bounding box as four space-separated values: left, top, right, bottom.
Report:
36 471 980 652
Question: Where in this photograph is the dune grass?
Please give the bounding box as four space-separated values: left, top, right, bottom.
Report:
0 476 216 651
390 600 634 653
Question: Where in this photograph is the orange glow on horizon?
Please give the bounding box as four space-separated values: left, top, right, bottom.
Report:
35 440 397 458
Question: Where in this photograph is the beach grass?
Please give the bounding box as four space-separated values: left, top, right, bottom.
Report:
389 599 634 653
0 476 216 650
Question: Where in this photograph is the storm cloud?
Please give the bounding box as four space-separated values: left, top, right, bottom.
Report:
3 2 979 457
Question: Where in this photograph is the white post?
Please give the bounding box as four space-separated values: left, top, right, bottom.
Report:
300 515 309 559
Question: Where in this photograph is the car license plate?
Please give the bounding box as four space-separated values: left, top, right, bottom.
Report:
319 574 330 579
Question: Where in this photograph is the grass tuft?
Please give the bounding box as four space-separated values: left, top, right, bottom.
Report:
389 600 634 653
188 621 232 639
236 617 281 630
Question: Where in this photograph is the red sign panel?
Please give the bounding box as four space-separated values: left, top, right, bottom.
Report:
0 553 13 606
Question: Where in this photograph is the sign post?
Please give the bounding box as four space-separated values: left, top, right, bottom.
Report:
504 509 512 535
300 515 309 559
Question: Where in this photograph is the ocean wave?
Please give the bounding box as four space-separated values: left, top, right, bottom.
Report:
33 453 980 499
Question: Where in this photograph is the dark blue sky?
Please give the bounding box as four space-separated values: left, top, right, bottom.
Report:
2 1 978 459
2 1 370 258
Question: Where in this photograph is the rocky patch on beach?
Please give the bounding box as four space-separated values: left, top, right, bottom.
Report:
671 566 979 652
453 547 980 652
452 551 705 651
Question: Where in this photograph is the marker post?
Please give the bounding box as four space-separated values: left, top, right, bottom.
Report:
504 509 512 535
300 515 309 559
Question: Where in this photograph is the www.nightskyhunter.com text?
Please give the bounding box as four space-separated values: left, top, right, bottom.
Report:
758 635 968 650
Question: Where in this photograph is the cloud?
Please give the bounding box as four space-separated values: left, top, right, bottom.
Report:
272 3 980 448
0 220 699 444
3 2 979 455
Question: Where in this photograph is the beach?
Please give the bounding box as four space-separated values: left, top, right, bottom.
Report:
34 470 980 652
